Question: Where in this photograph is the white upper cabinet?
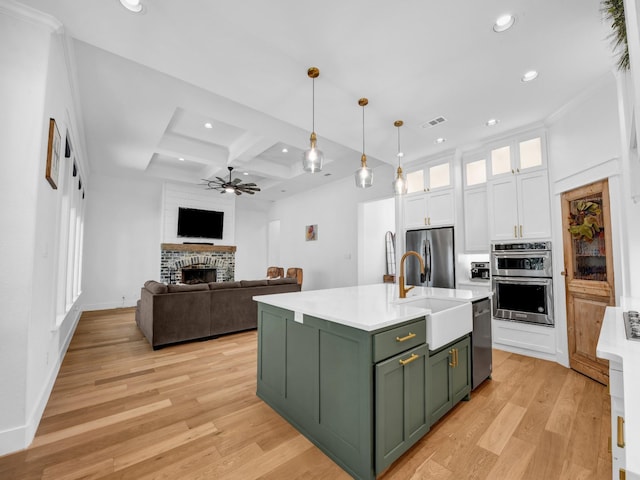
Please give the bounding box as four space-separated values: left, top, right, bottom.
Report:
489 134 545 178
406 160 452 193
404 158 455 228
462 151 489 251
487 132 551 241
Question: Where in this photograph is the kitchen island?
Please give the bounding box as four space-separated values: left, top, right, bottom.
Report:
253 283 489 480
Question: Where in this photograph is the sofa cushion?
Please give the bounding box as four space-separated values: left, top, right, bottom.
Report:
167 283 210 293
208 281 241 290
240 280 269 287
144 280 168 294
267 277 297 285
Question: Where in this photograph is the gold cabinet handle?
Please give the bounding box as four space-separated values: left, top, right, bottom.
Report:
424 217 427 225
449 348 458 367
617 416 625 448
514 225 518 238
511 169 515 174
399 353 419 366
519 225 523 237
396 332 416 343
620 468 626 480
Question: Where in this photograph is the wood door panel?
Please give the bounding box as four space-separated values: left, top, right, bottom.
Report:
561 180 614 385
570 295 608 364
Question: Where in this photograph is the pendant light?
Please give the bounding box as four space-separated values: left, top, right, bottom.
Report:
392 120 408 195
355 97 373 188
302 67 324 173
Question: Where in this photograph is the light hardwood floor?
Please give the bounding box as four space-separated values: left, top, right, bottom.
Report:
0 308 611 479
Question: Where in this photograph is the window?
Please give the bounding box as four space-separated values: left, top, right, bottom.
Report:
55 134 85 327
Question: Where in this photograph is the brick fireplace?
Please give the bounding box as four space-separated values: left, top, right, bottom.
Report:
160 244 236 284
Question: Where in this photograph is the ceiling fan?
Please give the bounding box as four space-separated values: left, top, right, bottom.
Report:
201 166 261 195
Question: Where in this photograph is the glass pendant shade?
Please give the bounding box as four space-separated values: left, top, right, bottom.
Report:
355 154 374 188
393 166 407 194
303 131 324 172
392 120 407 195
302 67 323 173
355 97 373 188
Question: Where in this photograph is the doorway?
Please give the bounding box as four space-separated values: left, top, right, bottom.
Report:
561 179 615 385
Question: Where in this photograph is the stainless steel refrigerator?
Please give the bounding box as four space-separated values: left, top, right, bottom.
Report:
405 227 455 288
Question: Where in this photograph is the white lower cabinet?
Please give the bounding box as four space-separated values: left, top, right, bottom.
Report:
609 362 627 480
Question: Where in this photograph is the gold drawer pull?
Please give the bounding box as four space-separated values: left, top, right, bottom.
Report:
399 353 419 366
617 416 625 448
396 332 416 343
519 225 523 237
514 225 518 238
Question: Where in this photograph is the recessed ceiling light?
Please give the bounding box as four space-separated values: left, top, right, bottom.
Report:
178 157 185 161
493 14 515 33
282 148 288 153
397 152 404 158
243 172 249 176
119 0 142 13
204 122 213 129
486 118 499 127
521 70 538 82
435 137 446 144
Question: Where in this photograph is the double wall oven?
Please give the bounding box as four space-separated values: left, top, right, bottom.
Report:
491 241 554 326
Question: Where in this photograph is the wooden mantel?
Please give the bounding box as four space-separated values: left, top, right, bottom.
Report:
161 243 237 253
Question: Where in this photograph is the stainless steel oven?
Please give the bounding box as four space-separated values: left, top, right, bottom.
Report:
491 242 554 326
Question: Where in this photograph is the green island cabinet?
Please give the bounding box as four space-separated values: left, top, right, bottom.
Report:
256 303 429 479
428 335 471 426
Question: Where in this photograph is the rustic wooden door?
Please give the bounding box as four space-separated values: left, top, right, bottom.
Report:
561 179 615 385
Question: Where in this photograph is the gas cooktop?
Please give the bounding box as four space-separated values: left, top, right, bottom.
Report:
624 310 640 341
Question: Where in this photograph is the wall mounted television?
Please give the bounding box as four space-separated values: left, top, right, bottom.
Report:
177 207 224 239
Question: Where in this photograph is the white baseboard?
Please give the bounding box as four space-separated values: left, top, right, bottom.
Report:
493 342 559 363
83 300 138 311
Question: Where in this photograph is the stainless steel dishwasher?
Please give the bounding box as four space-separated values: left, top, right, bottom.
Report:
472 297 492 389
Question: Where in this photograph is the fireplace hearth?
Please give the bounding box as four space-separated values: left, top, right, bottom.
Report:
181 267 217 284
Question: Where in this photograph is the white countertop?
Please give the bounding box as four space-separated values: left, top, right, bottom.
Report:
253 283 490 332
597 301 640 477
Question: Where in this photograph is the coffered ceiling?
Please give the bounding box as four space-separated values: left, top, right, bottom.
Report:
16 0 616 201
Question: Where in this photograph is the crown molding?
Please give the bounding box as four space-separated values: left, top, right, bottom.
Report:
0 0 63 32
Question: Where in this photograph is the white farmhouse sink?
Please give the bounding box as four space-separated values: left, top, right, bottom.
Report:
403 298 472 350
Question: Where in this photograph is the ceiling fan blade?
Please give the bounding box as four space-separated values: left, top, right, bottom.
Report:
234 189 242 195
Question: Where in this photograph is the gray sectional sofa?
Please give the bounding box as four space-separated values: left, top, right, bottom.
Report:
136 278 301 349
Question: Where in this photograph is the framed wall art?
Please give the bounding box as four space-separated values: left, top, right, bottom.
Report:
45 118 61 189
305 224 317 241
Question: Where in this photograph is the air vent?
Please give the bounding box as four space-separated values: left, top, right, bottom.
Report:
421 116 447 128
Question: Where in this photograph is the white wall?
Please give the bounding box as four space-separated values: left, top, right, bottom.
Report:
162 182 235 245
235 197 270 281
269 164 395 291
0 4 90 455
359 197 395 285
82 173 163 309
